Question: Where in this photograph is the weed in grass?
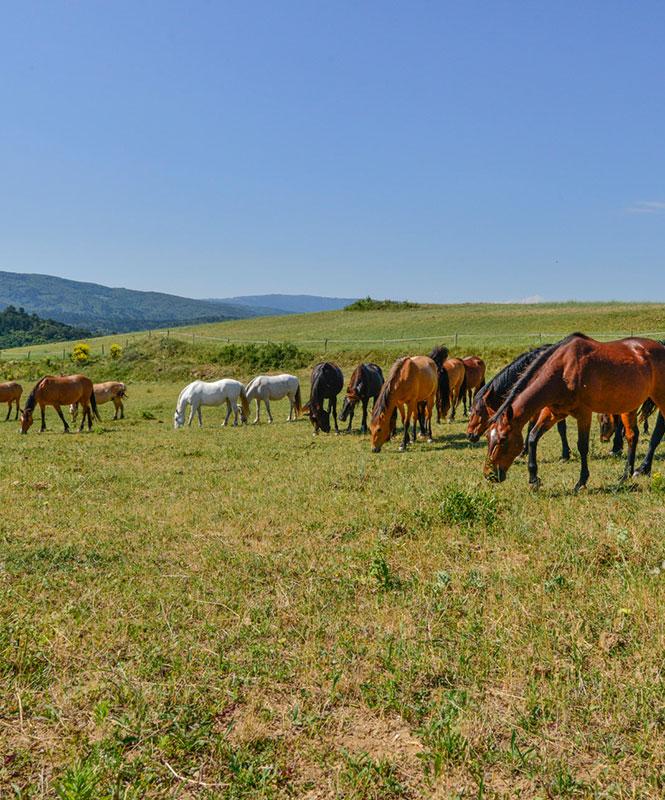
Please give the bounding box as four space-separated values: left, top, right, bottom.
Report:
339 750 411 799
438 486 498 528
368 541 403 592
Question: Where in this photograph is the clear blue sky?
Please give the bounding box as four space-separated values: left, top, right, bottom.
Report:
1 1 663 302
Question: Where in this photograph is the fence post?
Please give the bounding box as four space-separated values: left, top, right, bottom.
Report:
324 338 328 352
455 333 458 347
192 333 195 345
27 351 30 361
101 344 105 356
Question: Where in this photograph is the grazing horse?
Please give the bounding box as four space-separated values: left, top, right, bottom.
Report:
20 375 100 434
467 346 571 461
174 379 250 428
70 381 126 422
370 356 438 452
484 334 665 491
0 381 22 421
339 363 384 433
428 345 466 423
461 356 486 415
244 374 301 423
308 362 344 434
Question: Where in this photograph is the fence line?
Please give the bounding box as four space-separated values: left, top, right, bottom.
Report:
3 328 665 360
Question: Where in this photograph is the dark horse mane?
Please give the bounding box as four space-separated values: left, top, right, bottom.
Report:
372 358 408 419
473 345 552 410
310 363 329 404
24 375 49 413
429 345 449 370
490 333 589 423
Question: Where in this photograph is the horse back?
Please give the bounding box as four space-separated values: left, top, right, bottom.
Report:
39 374 93 405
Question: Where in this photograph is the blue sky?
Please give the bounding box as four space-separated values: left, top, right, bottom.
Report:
1 1 663 302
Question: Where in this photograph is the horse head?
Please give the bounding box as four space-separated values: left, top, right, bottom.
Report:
309 402 331 433
467 397 491 442
19 408 33 434
484 405 523 482
173 409 185 429
598 413 615 442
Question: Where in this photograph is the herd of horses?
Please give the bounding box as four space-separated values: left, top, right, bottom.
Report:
7 333 665 491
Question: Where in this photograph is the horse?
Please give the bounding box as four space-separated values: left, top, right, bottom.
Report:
370 356 438 452
20 375 100 434
339 363 384 433
484 334 665 491
467 346 571 461
440 358 466 422
0 381 22 421
461 356 486 415
174 379 249 428
308 362 344 434
244 374 301 424
70 381 126 422
597 414 625 455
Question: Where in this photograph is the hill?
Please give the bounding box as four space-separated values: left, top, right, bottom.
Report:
0 271 274 334
214 293 358 314
0 304 91 348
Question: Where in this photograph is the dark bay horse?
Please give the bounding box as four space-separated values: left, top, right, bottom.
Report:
0 381 22 421
370 356 437 452
461 356 486 415
339 363 384 433
467 346 571 461
308 362 344 434
20 375 101 433
484 334 665 491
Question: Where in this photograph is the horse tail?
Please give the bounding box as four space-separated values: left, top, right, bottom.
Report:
459 367 468 399
239 386 250 419
90 390 102 421
438 365 450 411
294 384 302 416
639 398 656 424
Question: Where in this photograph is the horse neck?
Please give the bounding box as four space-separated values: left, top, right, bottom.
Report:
509 370 560 427
176 388 190 414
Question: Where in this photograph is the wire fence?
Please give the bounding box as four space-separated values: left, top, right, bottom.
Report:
3 327 665 361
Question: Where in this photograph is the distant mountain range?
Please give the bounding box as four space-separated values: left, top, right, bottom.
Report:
211 294 358 314
0 271 359 335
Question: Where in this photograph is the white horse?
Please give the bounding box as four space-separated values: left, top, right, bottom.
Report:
244 374 301 423
174 379 250 429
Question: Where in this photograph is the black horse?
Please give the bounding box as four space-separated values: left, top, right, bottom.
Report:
339 362 384 433
469 345 572 461
308 362 344 434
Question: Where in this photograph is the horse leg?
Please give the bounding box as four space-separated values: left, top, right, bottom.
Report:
526 412 561 488
611 415 624 456
521 420 535 457
120 399 124 419
360 399 368 434
347 403 354 432
634 412 665 477
558 420 571 461
54 404 70 433
400 405 413 451
448 390 456 422
331 397 339 434
619 411 639 482
223 399 231 426
287 395 293 422
573 410 592 492
14 399 19 420
187 403 195 427
254 399 260 424
5 402 10 421
265 398 273 424
40 403 46 432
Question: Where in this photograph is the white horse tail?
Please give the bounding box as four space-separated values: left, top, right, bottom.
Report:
294 383 302 416
239 386 250 420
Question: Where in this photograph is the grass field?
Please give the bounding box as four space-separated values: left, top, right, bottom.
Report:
3 308 665 797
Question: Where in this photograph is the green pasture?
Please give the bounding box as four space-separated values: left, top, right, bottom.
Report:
2 360 665 797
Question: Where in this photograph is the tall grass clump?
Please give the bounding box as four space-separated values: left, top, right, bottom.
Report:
438 485 499 528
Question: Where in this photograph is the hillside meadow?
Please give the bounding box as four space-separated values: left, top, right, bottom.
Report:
3 306 665 798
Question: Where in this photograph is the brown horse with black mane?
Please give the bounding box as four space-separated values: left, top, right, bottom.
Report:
20 375 101 434
428 346 465 423
484 334 665 491
370 356 438 452
0 381 22 421
461 356 486 415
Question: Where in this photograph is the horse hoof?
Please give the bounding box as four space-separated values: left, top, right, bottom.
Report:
560 455 570 463
573 483 587 494
427 438 433 444
529 479 542 491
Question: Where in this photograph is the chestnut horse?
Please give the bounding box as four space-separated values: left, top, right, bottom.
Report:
0 381 22 421
467 346 571 461
484 334 665 491
20 375 101 434
428 347 465 422
370 356 437 452
461 356 486 415
339 363 384 433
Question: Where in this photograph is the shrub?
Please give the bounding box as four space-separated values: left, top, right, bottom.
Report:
438 486 498 528
109 343 123 360
214 342 310 371
72 342 91 364
344 296 420 311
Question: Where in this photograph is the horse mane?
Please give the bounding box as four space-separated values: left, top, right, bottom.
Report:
472 345 551 411
372 357 408 420
490 333 589 423
348 364 363 391
429 345 449 370
25 376 49 413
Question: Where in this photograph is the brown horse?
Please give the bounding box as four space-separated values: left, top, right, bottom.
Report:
439 358 466 422
20 375 101 434
0 381 22 421
370 356 437 452
70 381 127 421
461 356 486 415
484 334 665 490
